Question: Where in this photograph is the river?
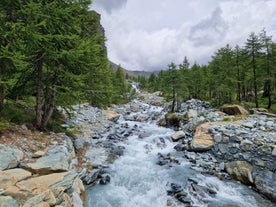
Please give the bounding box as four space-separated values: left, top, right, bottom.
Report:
85 101 275 207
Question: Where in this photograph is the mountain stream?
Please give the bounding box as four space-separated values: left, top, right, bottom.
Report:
85 101 275 207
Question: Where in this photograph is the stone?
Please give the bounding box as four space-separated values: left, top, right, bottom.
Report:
22 152 69 174
61 193 72 207
49 172 77 190
171 131 185 142
2 186 31 205
102 110 120 121
187 109 197 119
165 113 187 128
242 122 255 129
16 172 69 194
191 183 216 197
136 114 149 122
240 140 254 151
0 145 24 170
3 168 32 182
72 177 86 204
220 105 249 115
51 187 66 205
225 161 253 184
254 170 276 201
213 134 222 143
257 145 272 155
0 196 19 207
266 121 274 127
191 123 215 152
32 151 45 158
272 147 276 156
0 171 17 189
23 189 56 207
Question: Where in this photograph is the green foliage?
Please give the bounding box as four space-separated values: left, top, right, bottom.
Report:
0 0 132 130
138 29 275 111
1 100 34 124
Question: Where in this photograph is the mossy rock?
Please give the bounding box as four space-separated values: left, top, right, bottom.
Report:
165 113 188 129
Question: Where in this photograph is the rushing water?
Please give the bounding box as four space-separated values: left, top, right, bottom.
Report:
85 102 275 207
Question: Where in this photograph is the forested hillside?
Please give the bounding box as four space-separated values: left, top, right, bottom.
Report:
138 30 276 112
0 0 131 130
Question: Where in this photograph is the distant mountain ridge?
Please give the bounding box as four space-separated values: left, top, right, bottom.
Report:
109 61 159 78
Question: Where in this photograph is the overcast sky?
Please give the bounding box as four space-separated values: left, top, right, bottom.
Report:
91 0 276 71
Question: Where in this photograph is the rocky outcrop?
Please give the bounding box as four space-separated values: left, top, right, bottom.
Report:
167 99 276 201
0 144 24 170
0 131 86 207
21 152 69 175
220 105 249 115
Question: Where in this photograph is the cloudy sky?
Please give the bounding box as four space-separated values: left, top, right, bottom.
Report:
91 0 276 71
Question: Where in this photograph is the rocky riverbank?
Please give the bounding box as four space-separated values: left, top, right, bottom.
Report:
0 92 275 206
0 130 85 207
166 99 276 202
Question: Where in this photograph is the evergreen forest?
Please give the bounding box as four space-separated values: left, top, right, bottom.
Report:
0 0 132 131
137 30 276 113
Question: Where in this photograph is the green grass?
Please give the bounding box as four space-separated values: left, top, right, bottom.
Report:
2 99 35 124
1 97 69 134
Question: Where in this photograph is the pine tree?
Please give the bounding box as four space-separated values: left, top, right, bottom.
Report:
245 33 262 108
260 29 273 109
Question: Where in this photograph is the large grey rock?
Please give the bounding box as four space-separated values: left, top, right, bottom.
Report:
22 152 69 174
220 105 249 115
171 131 185 142
0 196 19 207
225 161 253 184
190 123 215 152
0 145 24 170
50 171 78 190
254 170 276 201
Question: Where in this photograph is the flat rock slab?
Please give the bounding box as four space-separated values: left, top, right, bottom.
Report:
22 153 69 175
3 168 32 182
16 172 69 193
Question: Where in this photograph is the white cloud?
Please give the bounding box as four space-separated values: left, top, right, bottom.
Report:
92 0 276 71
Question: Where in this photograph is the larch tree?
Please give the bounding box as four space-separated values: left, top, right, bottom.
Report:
245 32 262 108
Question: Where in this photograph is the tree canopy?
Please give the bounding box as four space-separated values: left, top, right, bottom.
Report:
137 30 276 112
0 0 132 130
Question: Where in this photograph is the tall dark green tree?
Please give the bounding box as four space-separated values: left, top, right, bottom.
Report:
260 29 274 109
245 33 262 108
0 0 25 116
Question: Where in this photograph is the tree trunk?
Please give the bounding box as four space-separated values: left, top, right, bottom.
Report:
35 55 44 130
236 47 241 103
171 88 176 113
41 71 58 130
0 84 4 116
252 52 259 108
41 89 56 130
